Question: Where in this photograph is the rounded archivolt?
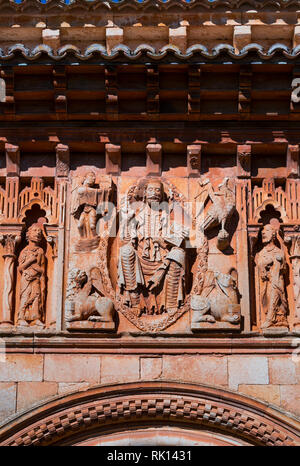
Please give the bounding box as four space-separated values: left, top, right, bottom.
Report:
0 382 299 446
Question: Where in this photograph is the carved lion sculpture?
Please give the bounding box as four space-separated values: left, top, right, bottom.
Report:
191 269 241 325
65 267 115 323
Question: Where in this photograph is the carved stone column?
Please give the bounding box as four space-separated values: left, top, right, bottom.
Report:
236 145 252 331
44 227 58 328
284 229 300 331
55 144 69 331
0 231 22 326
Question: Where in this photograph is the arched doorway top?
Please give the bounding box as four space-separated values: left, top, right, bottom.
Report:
0 381 299 446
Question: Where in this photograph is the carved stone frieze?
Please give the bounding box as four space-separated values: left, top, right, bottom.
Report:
0 145 298 336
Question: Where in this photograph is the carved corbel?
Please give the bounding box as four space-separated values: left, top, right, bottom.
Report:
0 232 21 326
56 144 69 178
106 143 121 175
248 225 260 259
237 144 251 178
287 145 299 178
146 143 162 176
187 145 201 177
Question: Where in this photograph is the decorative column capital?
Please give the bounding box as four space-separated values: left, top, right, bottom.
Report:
46 235 58 259
0 233 21 258
44 224 58 259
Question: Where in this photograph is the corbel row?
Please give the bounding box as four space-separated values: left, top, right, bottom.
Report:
1 142 299 182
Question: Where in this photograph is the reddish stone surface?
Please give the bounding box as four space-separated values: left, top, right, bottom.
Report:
101 356 140 384
17 382 57 411
0 383 16 420
269 357 299 385
140 357 162 380
280 385 300 417
0 355 43 382
44 355 100 383
228 356 269 390
162 355 228 386
57 382 90 395
238 384 281 406
0 0 300 448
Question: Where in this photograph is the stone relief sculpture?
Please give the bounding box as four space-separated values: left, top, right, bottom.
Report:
116 178 190 332
191 176 240 331
195 176 235 250
191 237 241 330
65 267 115 331
255 223 289 330
286 232 300 329
17 223 46 327
0 149 299 336
71 172 112 252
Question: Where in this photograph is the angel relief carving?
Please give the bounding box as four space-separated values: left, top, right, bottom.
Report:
116 178 190 332
71 172 113 252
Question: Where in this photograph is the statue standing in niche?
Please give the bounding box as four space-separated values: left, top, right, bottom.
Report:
195 177 235 250
118 179 189 317
71 171 112 252
255 223 289 329
17 223 46 327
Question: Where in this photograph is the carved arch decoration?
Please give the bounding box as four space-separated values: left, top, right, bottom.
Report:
0 382 299 446
253 200 289 224
18 177 58 224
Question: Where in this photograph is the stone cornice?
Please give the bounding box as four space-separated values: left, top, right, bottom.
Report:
1 333 300 354
2 43 300 63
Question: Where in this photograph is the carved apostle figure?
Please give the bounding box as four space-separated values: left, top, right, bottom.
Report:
17 223 46 327
118 179 188 316
255 223 288 329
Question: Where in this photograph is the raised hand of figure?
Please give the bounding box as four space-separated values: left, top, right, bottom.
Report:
148 269 165 291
